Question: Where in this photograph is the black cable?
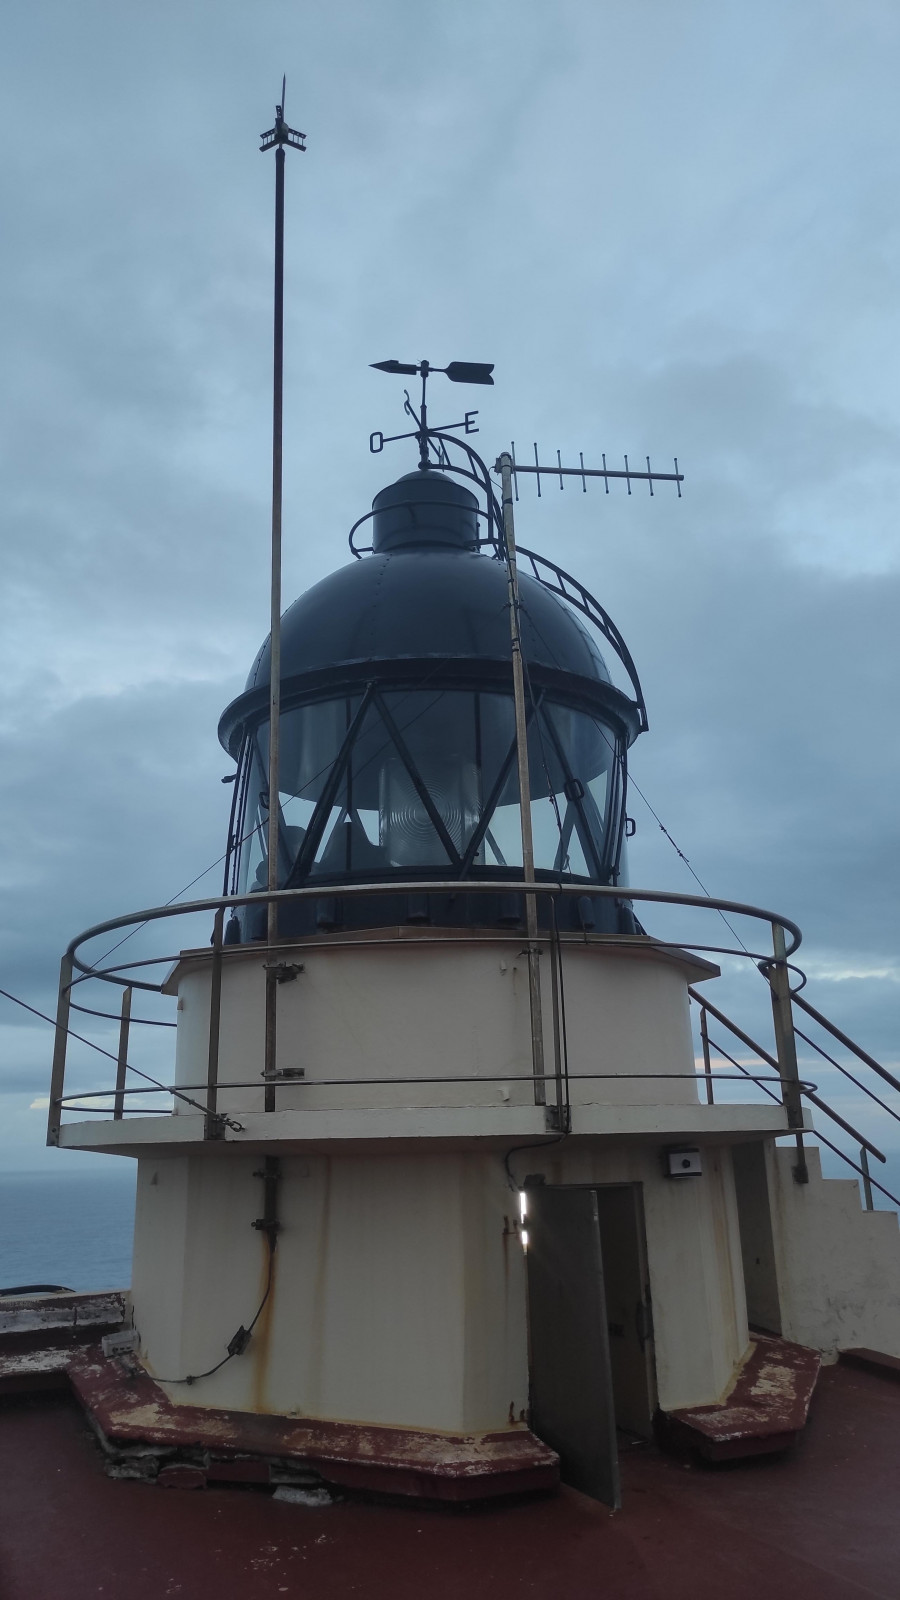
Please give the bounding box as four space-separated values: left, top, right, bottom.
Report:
153 1233 276 1386
503 1133 568 1193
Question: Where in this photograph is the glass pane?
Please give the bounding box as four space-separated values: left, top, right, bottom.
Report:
235 690 621 890
311 703 389 877
237 737 268 895
380 689 507 865
378 754 460 867
483 804 522 867
541 703 619 876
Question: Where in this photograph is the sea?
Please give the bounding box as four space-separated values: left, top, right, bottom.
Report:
0 1168 136 1292
0 1150 896 1296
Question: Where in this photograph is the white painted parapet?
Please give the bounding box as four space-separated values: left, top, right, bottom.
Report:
166 933 714 1118
766 1145 900 1359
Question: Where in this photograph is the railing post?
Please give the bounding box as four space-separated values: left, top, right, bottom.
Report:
205 907 225 1139
47 953 73 1147
700 1006 714 1105
547 900 570 1133
264 921 278 1113
860 1145 875 1211
768 921 808 1183
113 986 132 1120
497 452 547 1112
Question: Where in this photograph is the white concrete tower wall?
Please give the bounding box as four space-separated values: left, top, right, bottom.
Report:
131 1150 530 1433
168 937 709 1117
130 1138 751 1427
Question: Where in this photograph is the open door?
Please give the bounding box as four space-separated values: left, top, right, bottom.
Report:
594 1185 656 1437
525 1185 620 1507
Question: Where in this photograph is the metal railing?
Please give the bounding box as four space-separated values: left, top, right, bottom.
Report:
46 877 898 1209
690 986 900 1208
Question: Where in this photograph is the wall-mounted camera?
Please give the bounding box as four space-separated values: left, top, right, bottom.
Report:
664 1147 702 1179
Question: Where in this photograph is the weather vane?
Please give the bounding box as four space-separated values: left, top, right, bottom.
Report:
370 358 494 470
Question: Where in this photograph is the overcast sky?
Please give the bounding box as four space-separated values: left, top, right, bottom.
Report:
1 0 898 1180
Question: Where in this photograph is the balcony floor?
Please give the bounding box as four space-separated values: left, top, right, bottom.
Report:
0 1361 894 1599
55 1101 805 1157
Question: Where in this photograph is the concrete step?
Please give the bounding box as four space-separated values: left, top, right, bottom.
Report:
0 1291 127 1395
659 1334 821 1461
839 1347 900 1383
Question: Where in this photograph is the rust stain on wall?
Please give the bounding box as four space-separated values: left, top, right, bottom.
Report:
251 1232 278 1414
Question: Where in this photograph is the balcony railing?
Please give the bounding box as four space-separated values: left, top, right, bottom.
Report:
46 880 899 1206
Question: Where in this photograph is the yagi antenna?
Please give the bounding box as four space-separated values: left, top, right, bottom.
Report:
504 443 682 501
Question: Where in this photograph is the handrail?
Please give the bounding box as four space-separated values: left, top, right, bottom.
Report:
50 872 896 1218
793 1024 900 1129
708 1023 900 1207
63 879 803 977
703 1026 886 1163
791 990 900 1095
688 987 779 1072
48 879 801 1146
57 1069 811 1106
811 1133 900 1210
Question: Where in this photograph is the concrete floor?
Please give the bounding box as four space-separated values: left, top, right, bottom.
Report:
1 1364 897 1600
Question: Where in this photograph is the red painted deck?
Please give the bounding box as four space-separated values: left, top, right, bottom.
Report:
1 1362 897 1599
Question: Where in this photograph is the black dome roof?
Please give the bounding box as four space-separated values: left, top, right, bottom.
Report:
219 471 638 756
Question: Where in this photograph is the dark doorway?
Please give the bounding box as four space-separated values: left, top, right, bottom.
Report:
732 1142 782 1334
525 1185 620 1506
594 1184 656 1438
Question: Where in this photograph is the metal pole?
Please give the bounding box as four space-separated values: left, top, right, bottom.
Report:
860 1145 875 1211
264 142 286 1112
205 907 225 1139
769 921 808 1183
113 986 132 1121
47 953 73 1147
700 1006 714 1105
548 903 566 1129
497 452 546 1109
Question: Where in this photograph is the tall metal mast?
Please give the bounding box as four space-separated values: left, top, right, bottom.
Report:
496 452 546 1104
260 82 306 1107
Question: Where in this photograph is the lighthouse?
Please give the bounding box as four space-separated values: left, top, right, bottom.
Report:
47 426 900 1504
38 109 900 1507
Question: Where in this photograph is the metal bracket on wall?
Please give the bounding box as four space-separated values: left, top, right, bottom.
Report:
263 962 304 983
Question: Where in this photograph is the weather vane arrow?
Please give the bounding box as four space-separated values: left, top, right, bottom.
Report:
370 358 494 469
371 359 494 385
